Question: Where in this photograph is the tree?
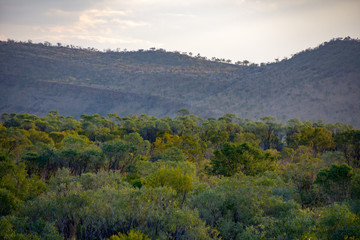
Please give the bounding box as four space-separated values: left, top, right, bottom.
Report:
280 146 324 207
105 230 150 240
147 167 194 204
315 164 353 202
260 117 283 150
102 140 132 171
285 118 303 149
58 135 102 174
102 134 148 173
246 118 282 150
21 143 56 178
335 130 360 167
151 147 185 162
298 126 334 155
0 153 45 216
123 132 150 157
152 133 181 155
315 203 360 240
170 116 199 136
27 129 54 145
179 134 206 163
0 216 63 240
191 173 307 240
0 128 31 157
209 142 276 176
176 109 190 116
242 60 250 66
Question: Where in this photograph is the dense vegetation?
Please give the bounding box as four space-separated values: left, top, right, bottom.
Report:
1 111 360 239
1 37 360 126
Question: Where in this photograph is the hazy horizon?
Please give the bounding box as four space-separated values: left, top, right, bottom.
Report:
1 0 360 63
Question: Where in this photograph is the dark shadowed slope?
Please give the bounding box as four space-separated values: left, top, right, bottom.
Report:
0 38 359 126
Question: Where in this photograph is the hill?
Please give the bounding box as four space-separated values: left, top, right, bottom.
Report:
0 38 360 126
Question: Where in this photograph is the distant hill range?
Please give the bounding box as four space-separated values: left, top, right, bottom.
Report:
1 38 360 126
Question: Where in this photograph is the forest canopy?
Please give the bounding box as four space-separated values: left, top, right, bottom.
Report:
0 111 360 239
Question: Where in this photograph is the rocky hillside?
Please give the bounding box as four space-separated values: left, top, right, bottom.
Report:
0 38 359 126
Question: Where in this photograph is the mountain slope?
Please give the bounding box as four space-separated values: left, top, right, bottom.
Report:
0 38 359 126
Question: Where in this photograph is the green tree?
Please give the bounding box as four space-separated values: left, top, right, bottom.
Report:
0 153 45 216
0 128 31 157
147 167 194 204
0 216 63 240
209 142 276 176
315 203 360 240
335 130 360 167
260 116 283 150
315 164 353 202
191 173 305 240
285 118 303 149
176 108 190 116
102 133 149 173
280 146 326 206
21 143 56 178
105 230 150 240
58 135 103 174
299 126 334 155
152 132 181 155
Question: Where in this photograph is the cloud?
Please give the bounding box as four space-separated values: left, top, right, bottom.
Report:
0 34 8 41
36 7 149 39
15 6 155 50
0 0 100 12
26 32 157 48
44 9 76 17
1 0 359 63
76 35 155 45
111 19 149 28
160 13 196 18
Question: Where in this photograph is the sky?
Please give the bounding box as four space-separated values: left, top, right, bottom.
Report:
0 0 359 63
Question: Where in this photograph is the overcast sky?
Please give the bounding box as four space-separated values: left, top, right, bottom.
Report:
0 0 359 63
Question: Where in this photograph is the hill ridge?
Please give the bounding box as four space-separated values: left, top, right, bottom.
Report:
0 38 359 126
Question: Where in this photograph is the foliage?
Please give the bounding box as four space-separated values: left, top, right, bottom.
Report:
0 111 359 239
314 203 360 240
298 126 334 155
315 164 353 202
105 230 150 240
0 215 63 240
209 142 277 176
335 130 360 167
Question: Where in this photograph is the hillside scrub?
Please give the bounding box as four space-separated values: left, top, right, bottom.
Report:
1 38 360 126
